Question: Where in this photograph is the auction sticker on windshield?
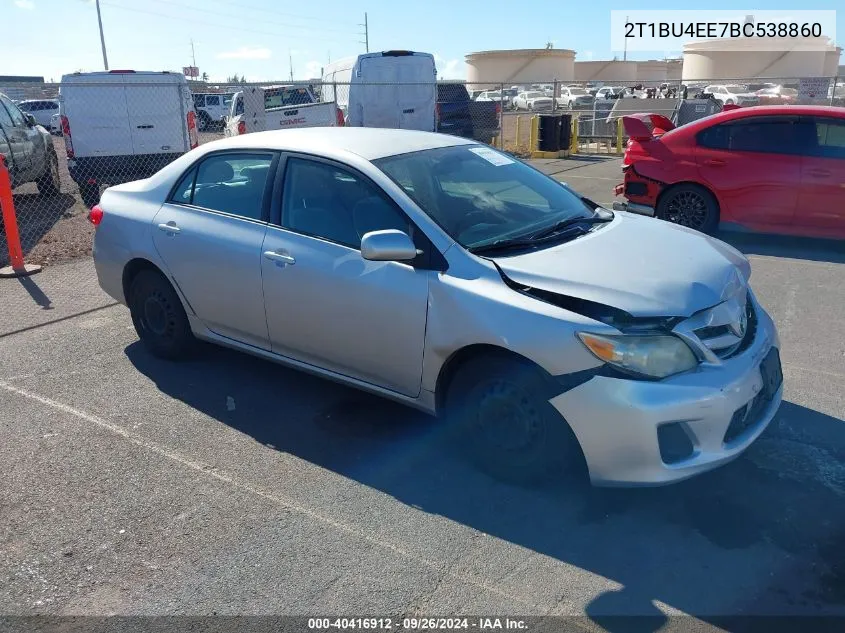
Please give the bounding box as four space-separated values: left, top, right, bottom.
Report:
469 147 514 166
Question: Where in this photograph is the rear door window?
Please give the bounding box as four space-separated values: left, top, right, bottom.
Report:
206 95 220 106
697 117 813 155
172 153 275 221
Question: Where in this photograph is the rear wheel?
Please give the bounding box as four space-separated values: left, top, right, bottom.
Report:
656 184 719 234
445 355 585 485
128 269 194 359
36 150 61 197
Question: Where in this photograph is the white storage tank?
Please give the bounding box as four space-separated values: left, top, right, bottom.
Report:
682 37 838 82
823 47 842 76
465 49 575 90
635 60 668 84
574 60 637 83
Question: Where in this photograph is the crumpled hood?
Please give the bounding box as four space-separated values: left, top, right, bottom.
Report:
490 212 751 318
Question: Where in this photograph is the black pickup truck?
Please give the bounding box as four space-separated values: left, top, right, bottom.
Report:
436 83 501 144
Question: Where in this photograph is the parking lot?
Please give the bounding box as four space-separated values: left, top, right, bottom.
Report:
1 155 843 625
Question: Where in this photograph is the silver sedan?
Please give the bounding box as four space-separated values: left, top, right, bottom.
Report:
91 128 782 486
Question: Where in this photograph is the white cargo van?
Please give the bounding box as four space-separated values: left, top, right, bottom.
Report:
59 70 198 206
321 51 436 131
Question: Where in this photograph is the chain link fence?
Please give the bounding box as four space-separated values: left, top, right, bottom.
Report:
0 75 842 320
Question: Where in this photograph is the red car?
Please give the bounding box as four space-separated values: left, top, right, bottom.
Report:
613 105 845 239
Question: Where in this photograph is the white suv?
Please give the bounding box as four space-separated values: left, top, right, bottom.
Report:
192 92 233 130
704 85 760 106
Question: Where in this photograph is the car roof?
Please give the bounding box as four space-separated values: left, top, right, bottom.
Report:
200 127 476 161
668 104 845 138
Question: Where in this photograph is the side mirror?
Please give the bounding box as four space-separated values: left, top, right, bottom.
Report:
360 229 417 262
24 113 37 127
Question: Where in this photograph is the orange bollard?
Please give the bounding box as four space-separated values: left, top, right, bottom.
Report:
0 154 42 278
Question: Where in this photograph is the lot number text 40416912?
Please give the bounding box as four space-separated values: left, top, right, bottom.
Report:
307 618 529 631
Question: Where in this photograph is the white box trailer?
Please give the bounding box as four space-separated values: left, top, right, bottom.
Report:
59 70 197 206
322 51 436 131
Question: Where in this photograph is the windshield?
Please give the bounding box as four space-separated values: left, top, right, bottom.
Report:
524 92 545 99
726 84 748 92
374 145 597 250
569 88 588 95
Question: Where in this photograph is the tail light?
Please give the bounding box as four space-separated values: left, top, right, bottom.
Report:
237 120 246 135
60 115 73 158
495 102 502 116
335 107 345 127
187 111 198 149
88 204 103 226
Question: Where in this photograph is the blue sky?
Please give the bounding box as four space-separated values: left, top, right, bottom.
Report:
2 0 843 82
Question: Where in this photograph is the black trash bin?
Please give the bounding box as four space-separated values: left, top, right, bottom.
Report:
558 113 572 150
537 114 563 152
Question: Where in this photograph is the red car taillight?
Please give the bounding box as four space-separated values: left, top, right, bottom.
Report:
187 111 198 149
88 204 103 226
60 115 73 158
336 107 345 126
237 120 246 135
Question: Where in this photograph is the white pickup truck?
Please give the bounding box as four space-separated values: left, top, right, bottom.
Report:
224 85 343 136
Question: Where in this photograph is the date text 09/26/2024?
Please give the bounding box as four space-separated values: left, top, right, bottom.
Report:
307 618 528 631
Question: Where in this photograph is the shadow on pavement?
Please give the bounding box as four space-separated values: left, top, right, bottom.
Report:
125 341 845 626
717 231 845 265
1 193 77 267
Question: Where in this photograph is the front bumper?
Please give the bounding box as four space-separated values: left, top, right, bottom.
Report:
612 200 654 216
550 298 782 486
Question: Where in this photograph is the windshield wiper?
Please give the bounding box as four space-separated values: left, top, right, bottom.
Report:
525 213 613 241
468 224 593 255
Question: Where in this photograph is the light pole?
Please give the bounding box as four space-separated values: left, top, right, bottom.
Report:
95 0 109 70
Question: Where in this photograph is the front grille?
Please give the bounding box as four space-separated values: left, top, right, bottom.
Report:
691 293 756 360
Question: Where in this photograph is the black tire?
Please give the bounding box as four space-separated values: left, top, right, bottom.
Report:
656 183 719 234
79 183 100 208
128 269 194 360
725 99 735 105
444 355 585 485
36 151 61 197
197 111 211 132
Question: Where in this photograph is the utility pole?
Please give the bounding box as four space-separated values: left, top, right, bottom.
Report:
289 50 294 81
623 15 628 61
191 39 197 69
362 12 369 53
95 0 109 71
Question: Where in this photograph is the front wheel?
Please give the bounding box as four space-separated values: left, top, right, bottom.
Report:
656 184 719 234
128 269 194 360
36 151 61 197
445 355 585 485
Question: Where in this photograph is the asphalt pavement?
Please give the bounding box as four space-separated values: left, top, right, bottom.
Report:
1 157 844 627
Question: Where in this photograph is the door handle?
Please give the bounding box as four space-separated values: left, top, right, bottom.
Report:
263 251 295 265
703 158 726 167
157 222 180 234
807 169 832 178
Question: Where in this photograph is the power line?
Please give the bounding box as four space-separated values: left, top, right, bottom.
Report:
126 0 359 35
98 2 360 45
201 0 357 27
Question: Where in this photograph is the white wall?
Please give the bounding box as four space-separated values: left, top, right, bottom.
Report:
574 61 637 82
